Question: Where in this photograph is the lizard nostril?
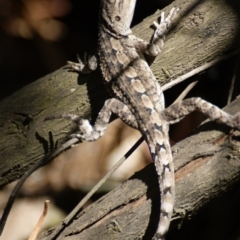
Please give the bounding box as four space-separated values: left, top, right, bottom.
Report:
115 16 121 21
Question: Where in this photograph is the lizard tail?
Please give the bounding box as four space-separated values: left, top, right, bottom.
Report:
152 139 175 240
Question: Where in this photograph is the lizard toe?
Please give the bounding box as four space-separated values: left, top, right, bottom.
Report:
233 112 240 129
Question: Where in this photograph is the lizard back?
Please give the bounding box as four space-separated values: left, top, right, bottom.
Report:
98 25 175 239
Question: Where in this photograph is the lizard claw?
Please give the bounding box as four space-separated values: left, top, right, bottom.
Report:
67 52 98 73
45 114 81 123
45 113 97 141
233 112 240 129
76 119 93 140
151 7 179 42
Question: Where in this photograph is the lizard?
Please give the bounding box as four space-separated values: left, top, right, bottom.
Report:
60 0 240 239
64 1 240 238
1 0 240 239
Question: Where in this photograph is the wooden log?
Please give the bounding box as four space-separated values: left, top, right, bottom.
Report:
0 0 240 186
38 97 240 239
0 0 240 238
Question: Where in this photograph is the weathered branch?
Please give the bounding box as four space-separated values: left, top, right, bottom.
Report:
37 97 240 240
0 0 239 239
0 68 107 186
0 0 240 186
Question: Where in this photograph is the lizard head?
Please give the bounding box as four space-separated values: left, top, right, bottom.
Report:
100 0 137 36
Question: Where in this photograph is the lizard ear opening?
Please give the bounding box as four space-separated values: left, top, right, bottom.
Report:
115 16 121 21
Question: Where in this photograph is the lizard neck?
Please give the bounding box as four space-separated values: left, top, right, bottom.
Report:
98 0 136 37
98 27 138 83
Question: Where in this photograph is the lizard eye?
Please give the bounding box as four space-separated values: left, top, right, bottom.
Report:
115 16 121 21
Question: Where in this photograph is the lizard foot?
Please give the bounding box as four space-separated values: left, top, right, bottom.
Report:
151 7 179 42
45 114 101 142
233 112 240 129
67 52 97 73
70 118 96 141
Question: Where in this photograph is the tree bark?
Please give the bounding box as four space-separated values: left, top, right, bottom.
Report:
135 0 240 83
0 0 240 238
0 0 240 186
37 97 240 240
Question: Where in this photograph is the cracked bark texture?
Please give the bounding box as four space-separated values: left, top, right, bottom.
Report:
0 0 240 186
0 0 240 239
36 97 240 240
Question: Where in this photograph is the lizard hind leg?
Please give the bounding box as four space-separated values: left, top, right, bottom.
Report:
45 98 138 142
162 97 240 130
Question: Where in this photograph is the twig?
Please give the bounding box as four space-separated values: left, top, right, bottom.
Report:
162 49 240 92
227 54 240 104
0 138 78 236
50 136 144 238
171 80 198 105
28 200 50 240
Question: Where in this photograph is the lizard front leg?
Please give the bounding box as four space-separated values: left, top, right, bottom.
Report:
133 7 179 57
67 53 98 73
162 97 240 129
46 99 138 142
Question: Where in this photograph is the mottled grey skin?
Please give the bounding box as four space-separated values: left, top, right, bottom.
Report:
67 1 240 239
